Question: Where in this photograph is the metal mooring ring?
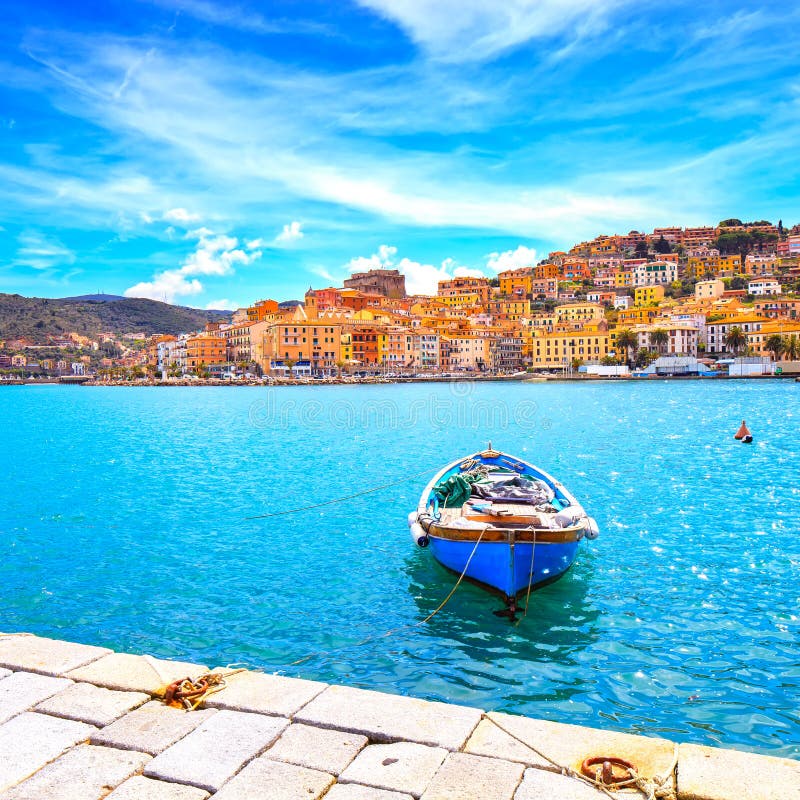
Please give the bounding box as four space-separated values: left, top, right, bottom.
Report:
580 756 637 787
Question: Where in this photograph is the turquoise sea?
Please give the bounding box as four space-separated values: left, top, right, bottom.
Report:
2 381 799 756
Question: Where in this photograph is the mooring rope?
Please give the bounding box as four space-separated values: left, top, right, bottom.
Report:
243 466 438 520
482 714 677 800
289 527 487 667
516 534 537 626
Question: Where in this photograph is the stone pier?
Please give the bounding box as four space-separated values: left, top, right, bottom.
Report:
0 633 798 799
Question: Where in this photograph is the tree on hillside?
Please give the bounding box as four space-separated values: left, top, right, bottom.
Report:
653 236 672 254
719 218 742 227
634 240 649 259
765 334 785 362
649 328 669 355
615 329 638 366
725 326 747 355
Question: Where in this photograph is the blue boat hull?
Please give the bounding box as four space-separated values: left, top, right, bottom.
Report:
428 536 580 599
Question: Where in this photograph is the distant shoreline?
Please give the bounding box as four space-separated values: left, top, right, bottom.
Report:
2 373 797 387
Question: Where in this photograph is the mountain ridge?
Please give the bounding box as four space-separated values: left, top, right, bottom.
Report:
0 293 231 344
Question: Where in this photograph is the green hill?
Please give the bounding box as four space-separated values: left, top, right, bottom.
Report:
0 293 230 343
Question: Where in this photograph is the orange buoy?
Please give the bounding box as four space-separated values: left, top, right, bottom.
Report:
734 420 751 440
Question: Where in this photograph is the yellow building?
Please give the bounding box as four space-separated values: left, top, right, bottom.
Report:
617 307 660 325
438 292 482 309
489 299 531 320
530 327 611 368
695 279 725 300
747 321 800 358
555 303 605 324
614 270 635 288
498 268 534 297
634 285 665 307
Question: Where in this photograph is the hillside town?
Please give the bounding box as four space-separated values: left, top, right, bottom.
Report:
4 219 800 382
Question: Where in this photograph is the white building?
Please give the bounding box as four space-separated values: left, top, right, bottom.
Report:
633 261 678 286
748 279 781 296
633 324 699 357
613 295 633 310
706 317 764 355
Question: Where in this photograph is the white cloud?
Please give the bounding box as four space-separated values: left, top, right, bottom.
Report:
124 271 203 303
14 231 76 271
163 207 201 224
274 221 303 244
485 245 538 272
124 230 261 303
185 226 215 240
246 238 265 249
356 0 623 62
139 211 154 224
205 298 240 310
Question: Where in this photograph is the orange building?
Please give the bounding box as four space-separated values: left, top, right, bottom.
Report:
261 307 344 374
498 268 534 298
438 276 491 304
246 298 280 322
186 334 227 371
351 326 381 365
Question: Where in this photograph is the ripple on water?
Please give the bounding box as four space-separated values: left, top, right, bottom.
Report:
1 380 798 757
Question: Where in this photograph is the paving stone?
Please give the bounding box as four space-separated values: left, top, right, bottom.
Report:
106 775 210 800
1 743 150 800
339 742 448 798
34 681 150 727
325 786 414 800
420 752 525 800
0 671 73 724
0 635 109 677
90 700 215 755
143 709 288 792
676 743 800 800
202 669 326 717
212 757 334 800
0 711 96 792
295 685 482 750
66 652 207 694
465 711 676 785
514 767 607 800
266 722 368 775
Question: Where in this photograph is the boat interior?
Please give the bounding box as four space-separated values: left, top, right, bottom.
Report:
424 450 586 533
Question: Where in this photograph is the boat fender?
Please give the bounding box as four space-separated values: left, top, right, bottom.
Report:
410 522 429 548
585 517 600 540
555 504 585 527
407 511 418 528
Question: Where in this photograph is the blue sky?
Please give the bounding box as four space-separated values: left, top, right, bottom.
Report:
1 0 799 307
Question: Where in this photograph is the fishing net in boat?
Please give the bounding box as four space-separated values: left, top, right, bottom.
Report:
469 474 554 505
432 473 481 508
433 472 555 508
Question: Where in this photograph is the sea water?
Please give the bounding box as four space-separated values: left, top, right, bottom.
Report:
2 380 799 756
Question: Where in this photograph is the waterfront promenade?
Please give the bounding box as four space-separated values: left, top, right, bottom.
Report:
0 633 797 799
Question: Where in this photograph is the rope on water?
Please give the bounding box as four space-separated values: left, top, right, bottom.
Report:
244 466 437 520
290 527 487 667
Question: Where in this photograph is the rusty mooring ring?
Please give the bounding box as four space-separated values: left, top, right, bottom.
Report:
580 756 637 787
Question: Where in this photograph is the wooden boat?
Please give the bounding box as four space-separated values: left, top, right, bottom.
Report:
409 445 598 614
